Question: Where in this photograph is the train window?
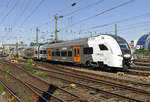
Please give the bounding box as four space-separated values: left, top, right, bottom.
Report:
40 50 42 54
83 47 93 54
68 51 72 57
74 48 76 57
43 50 46 54
55 51 60 56
77 48 80 56
52 51 55 56
99 44 108 50
35 51 38 54
61 51 67 56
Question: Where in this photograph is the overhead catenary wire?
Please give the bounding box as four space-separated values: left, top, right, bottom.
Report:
84 12 150 31
61 18 150 37
6 0 12 8
64 0 105 17
36 0 105 28
0 0 36 42
0 0 12 18
0 0 20 25
20 0 46 26
14 0 32 26
104 25 150 37
61 0 136 30
106 21 150 33
4 0 33 41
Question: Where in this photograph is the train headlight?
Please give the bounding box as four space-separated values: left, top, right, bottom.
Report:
123 54 131 58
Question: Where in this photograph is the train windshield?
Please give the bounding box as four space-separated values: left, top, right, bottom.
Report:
118 42 129 50
110 35 131 54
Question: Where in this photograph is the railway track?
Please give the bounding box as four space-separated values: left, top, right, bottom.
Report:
20 61 150 102
0 61 85 102
17 59 150 101
128 59 150 75
131 65 150 71
20 59 150 77
0 69 47 102
5 61 116 102
0 80 21 102
126 69 150 77
134 59 150 63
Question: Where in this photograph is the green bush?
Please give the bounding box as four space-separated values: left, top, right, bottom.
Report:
134 50 150 56
31 70 47 77
27 59 34 65
24 59 34 69
5 69 11 74
0 84 5 94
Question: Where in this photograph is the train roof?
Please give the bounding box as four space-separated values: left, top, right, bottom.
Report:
42 38 88 48
40 34 126 48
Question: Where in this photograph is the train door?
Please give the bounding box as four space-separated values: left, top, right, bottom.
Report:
47 48 52 60
31 49 34 59
73 47 80 62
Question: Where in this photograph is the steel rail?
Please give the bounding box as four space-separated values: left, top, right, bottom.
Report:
0 69 48 102
34 68 150 95
40 69 143 102
126 69 150 77
3 61 87 102
25 82 66 102
0 80 22 102
26 63 144 102
39 62 150 87
131 65 150 71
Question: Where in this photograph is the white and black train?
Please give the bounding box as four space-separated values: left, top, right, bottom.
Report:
23 34 132 70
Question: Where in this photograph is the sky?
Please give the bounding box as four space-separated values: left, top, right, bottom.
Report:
0 0 150 44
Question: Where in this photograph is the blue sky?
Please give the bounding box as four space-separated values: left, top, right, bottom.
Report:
0 0 150 44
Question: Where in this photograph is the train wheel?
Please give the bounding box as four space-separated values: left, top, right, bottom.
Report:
86 61 91 67
99 64 105 70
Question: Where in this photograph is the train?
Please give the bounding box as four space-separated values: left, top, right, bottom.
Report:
22 34 133 70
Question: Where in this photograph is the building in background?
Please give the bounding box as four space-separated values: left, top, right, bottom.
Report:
2 43 27 56
0 43 3 56
135 33 150 50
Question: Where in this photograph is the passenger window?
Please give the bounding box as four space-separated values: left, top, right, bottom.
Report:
83 47 93 54
40 50 42 54
99 44 108 50
61 51 67 56
74 48 76 57
77 48 80 56
68 51 72 57
55 51 60 56
43 50 46 54
52 51 54 56
35 51 38 54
